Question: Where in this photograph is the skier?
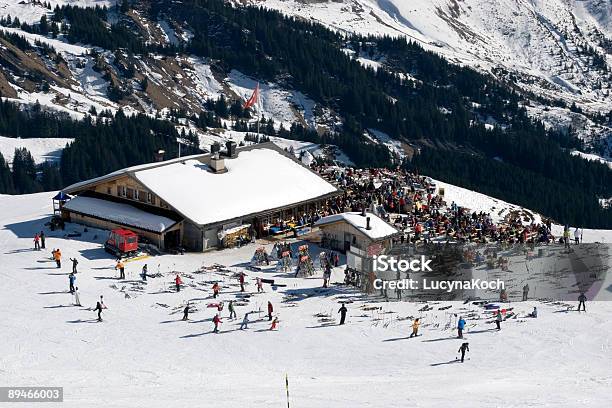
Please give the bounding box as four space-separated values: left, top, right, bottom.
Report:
115 260 125 279
410 318 420 338
34 234 40 251
495 310 502 330
174 274 182 292
94 299 104 322
212 282 220 298
68 272 76 294
529 307 538 318
40 231 45 249
267 301 274 321
522 283 529 301
182 303 190 321
457 316 466 338
270 316 279 331
240 312 250 330
70 257 79 274
239 272 245 292
577 292 587 312
458 342 469 363
256 277 263 293
212 314 221 333
74 286 81 306
338 303 347 325
53 248 62 268
228 300 236 319
141 264 148 282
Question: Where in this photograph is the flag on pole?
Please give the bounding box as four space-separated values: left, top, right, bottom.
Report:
243 83 259 109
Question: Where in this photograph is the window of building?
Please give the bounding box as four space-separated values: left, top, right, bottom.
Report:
126 188 134 199
107 187 112 194
118 186 126 197
138 190 147 203
147 193 155 205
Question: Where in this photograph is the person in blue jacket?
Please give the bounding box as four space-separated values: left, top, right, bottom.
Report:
68 272 76 294
457 316 466 338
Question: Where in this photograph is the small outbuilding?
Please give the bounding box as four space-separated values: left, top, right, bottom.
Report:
315 211 399 277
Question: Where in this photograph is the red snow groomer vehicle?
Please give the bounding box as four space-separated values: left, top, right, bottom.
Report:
104 229 139 257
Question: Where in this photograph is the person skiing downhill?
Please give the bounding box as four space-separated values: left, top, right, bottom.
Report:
240 312 250 330
577 293 587 312
457 316 466 338
410 318 420 338
34 234 40 251
270 316 279 331
68 272 76 294
40 231 45 249
94 299 105 321
458 342 469 363
495 310 503 330
175 274 182 292
267 301 273 321
74 286 81 306
256 277 263 293
522 284 529 301
212 314 221 333
228 300 236 319
338 304 347 325
212 283 220 298
182 303 190 321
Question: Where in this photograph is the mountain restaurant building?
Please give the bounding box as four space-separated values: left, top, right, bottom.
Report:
61 142 341 251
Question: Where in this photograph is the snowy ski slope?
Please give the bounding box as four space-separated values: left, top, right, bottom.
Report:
0 190 611 407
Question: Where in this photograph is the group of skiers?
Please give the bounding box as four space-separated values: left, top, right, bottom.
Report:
33 231 46 250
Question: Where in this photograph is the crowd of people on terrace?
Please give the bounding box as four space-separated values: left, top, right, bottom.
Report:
310 165 571 245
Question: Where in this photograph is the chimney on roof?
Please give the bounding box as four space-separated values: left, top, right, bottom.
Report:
225 141 237 158
154 149 165 162
366 217 372 230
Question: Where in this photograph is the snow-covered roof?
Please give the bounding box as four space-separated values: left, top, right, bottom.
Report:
315 212 399 240
63 196 178 233
133 146 338 226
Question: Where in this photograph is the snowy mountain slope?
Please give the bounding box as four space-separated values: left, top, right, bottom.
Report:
1 191 611 407
0 135 73 166
257 0 612 145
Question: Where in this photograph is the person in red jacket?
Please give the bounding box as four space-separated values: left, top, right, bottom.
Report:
267 301 273 321
175 274 183 292
270 316 278 331
212 283 220 298
212 314 221 333
239 272 246 292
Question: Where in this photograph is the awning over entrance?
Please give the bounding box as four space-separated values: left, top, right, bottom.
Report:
63 196 179 233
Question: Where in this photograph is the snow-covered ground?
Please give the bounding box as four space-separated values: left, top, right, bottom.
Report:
0 136 73 165
1 191 611 407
